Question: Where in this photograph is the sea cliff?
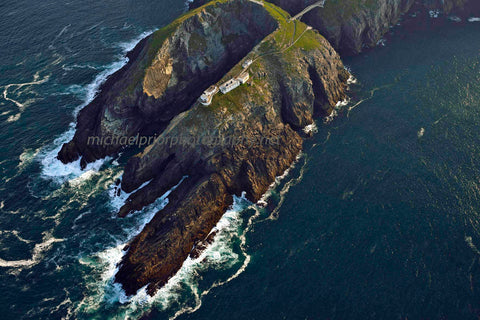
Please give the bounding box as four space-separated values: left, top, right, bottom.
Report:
58 0 348 296
268 0 479 54
57 0 478 297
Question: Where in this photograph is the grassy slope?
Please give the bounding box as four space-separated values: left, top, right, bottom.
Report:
127 0 232 93
205 1 327 113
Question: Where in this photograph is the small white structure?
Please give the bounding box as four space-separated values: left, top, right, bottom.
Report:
199 85 219 105
237 71 250 84
242 59 253 69
219 79 240 94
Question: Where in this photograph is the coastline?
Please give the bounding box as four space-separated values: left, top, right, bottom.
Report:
52 0 480 300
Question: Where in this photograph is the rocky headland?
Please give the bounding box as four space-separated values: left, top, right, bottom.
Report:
268 0 480 55
57 0 479 296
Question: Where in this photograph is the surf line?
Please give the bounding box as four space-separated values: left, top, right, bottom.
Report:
170 153 307 319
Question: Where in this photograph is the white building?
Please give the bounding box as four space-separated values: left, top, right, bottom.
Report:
237 71 250 84
219 79 240 94
242 59 253 69
199 85 219 105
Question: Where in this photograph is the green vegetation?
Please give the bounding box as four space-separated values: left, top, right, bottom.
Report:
260 3 323 54
145 0 238 63
209 82 249 113
127 0 328 112
205 0 328 113
126 0 232 93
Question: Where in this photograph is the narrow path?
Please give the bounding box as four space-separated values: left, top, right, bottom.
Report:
220 1 321 89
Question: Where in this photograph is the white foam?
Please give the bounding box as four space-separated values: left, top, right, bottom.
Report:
18 147 41 170
258 152 303 210
116 30 156 53
336 97 350 108
344 66 357 85
417 127 425 138
67 169 101 187
266 155 307 221
303 122 318 135
465 236 480 255
151 193 252 320
0 230 32 244
108 177 153 212
2 72 50 122
62 63 103 72
7 113 21 122
39 131 108 183
347 74 358 85
376 38 387 47
429 10 440 19
72 187 254 320
38 30 157 183
468 17 480 22
73 178 186 318
71 153 306 319
323 97 349 124
448 16 462 22
0 232 63 269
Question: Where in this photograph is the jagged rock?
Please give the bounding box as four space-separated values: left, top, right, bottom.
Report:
58 0 480 299
57 0 350 296
264 0 479 54
114 2 348 295
57 0 278 167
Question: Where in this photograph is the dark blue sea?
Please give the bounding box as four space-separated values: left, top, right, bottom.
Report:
1 1 480 319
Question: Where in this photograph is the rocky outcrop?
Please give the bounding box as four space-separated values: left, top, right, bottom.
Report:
268 0 478 54
114 4 348 295
57 0 277 167
57 0 480 299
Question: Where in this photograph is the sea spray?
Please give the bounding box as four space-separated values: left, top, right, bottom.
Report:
38 30 156 184
72 189 249 319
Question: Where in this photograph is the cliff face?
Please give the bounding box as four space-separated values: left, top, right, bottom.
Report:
114 3 348 295
57 0 479 299
268 0 477 54
57 0 277 167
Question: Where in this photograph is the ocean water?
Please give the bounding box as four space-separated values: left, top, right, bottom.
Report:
1 1 480 319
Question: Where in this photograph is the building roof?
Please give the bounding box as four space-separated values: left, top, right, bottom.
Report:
221 79 239 88
237 71 249 82
242 59 253 69
204 85 218 95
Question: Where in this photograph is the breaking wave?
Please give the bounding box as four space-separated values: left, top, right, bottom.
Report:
38 30 156 183
71 152 306 320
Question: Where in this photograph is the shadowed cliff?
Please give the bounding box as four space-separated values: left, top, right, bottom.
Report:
112 2 348 295
258 0 480 54
57 0 278 167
